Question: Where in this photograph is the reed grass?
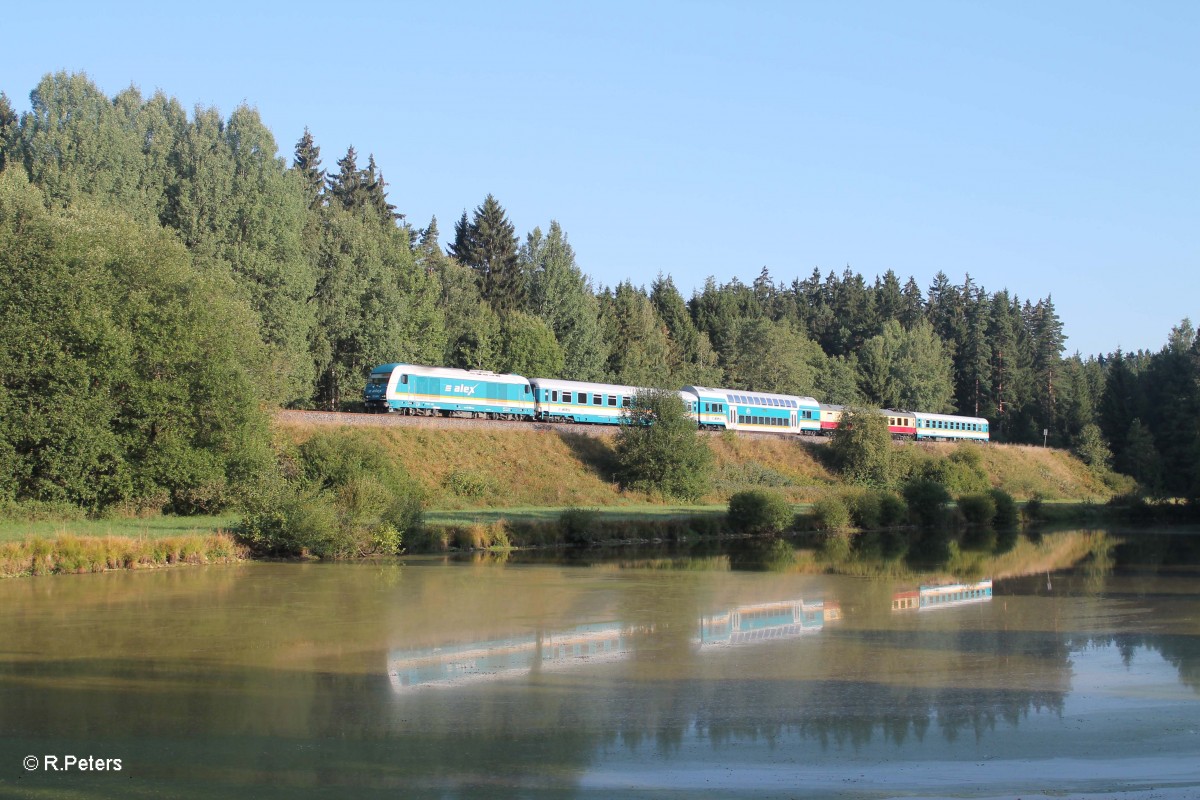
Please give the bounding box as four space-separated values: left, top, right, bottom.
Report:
0 532 247 578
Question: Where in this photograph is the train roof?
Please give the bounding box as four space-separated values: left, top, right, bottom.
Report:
529 377 645 395
680 385 728 401
912 410 989 424
373 363 530 386
692 386 818 408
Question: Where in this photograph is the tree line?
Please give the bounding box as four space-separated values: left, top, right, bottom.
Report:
0 72 1197 515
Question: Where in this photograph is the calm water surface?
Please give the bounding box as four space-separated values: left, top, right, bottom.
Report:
2 529 1199 799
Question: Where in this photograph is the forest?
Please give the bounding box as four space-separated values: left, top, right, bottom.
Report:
0 71 1197 516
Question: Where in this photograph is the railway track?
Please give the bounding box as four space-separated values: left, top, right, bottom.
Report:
274 409 828 443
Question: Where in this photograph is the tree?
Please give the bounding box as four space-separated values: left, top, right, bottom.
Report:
828 407 895 488
1074 423 1112 470
858 320 954 412
455 194 523 311
723 318 821 397
363 153 402 227
0 170 272 513
0 92 17 173
650 274 721 386
613 389 713 501
499 311 565 377
522 221 607 380
328 146 367 211
292 127 325 209
599 282 671 386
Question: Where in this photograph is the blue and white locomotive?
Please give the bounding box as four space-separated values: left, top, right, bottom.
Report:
363 363 534 419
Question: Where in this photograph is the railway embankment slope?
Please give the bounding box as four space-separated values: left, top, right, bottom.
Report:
274 412 1120 510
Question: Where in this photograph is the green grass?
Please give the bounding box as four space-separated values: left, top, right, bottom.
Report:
0 514 238 543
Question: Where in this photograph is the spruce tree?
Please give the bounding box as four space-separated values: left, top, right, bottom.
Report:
363 153 402 227
0 92 16 173
292 127 325 208
328 146 366 211
521 221 607 380
468 194 522 311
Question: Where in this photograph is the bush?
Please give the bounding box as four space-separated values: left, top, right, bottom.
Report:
727 490 794 533
1024 495 1045 523
560 507 601 546
846 490 882 530
442 469 497 499
878 493 909 527
903 479 951 527
828 407 894 487
957 493 997 525
922 446 989 495
236 431 422 558
989 488 1019 527
812 495 852 532
614 390 713 501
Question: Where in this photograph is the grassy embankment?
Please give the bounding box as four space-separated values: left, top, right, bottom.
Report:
277 421 1124 547
1 422 1125 575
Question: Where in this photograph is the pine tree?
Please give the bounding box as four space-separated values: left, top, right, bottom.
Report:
521 221 606 380
954 286 993 416
1029 295 1067 434
292 127 325 209
455 195 522 311
415 215 446 274
363 153 402 227
447 210 473 264
328 146 366 211
899 277 925 329
0 92 17 173
600 282 671 387
650 274 721 386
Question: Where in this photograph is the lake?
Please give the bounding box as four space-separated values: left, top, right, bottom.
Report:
2 529 1198 799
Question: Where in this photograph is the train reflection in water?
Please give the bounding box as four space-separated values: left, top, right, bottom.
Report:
388 585 991 691
388 598 841 692
891 580 993 612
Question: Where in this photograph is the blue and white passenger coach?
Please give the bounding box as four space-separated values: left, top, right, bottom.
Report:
529 378 642 424
363 363 534 419
692 387 821 435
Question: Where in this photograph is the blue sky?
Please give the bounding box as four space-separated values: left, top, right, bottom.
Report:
2 1 1195 357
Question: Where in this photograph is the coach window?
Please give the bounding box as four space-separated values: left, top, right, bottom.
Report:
552 390 558 402
622 396 630 407
564 392 573 404
593 394 601 405
608 395 617 407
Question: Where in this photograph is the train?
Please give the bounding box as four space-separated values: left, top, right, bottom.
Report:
362 362 990 442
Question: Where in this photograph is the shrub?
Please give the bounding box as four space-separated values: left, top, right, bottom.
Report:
614 390 713 501
903 479 951 527
846 490 882 530
727 490 794 534
989 489 1019 527
957 493 997 525
922 447 989 495
1024 495 1045 523
878 493 909 527
236 431 422 558
812 495 852 532
828 407 894 487
442 469 496 499
560 507 601 546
